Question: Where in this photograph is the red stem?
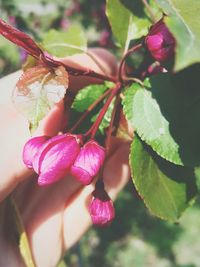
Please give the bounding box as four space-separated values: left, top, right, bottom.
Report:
85 83 121 139
118 43 143 83
69 88 113 133
0 19 117 83
43 54 117 82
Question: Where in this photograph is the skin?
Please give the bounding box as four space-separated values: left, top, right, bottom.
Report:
0 48 130 267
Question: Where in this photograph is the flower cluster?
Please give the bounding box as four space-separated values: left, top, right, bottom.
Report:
23 133 105 186
23 133 115 226
4 15 176 228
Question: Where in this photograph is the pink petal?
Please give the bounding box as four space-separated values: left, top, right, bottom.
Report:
70 140 105 185
33 134 82 185
23 136 49 168
89 197 115 226
38 168 67 186
146 34 163 51
70 166 92 185
32 134 68 173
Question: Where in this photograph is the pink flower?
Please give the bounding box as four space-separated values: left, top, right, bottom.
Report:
89 180 115 226
145 19 175 62
70 140 105 185
23 134 82 186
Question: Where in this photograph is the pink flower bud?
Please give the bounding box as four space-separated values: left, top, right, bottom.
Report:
23 134 82 186
70 140 105 185
145 20 175 62
89 181 115 226
23 136 50 168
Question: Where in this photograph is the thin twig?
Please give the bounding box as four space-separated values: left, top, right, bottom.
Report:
118 43 143 83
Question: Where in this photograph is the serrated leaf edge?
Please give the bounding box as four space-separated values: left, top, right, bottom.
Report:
123 86 184 166
129 139 193 222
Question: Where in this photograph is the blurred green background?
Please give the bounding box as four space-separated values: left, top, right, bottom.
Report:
1 0 200 266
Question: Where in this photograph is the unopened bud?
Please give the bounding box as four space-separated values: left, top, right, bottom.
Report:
70 140 105 185
23 134 82 186
145 19 175 62
89 181 115 226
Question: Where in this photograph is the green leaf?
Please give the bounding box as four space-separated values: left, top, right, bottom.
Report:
72 84 108 112
106 0 135 51
13 65 68 132
0 35 20 65
106 0 150 51
42 25 87 57
123 80 181 165
155 0 200 71
129 16 151 40
106 0 163 49
71 83 114 135
130 136 197 221
123 70 200 167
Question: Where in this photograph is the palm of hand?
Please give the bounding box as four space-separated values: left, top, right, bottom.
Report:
0 50 130 267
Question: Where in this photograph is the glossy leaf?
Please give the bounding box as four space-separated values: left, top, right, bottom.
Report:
13 65 68 132
130 136 197 221
123 80 181 165
155 0 200 71
123 70 200 167
42 25 87 57
105 0 163 50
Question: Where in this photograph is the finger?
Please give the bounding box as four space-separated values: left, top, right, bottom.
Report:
13 174 83 267
0 48 117 201
58 48 117 93
0 95 65 202
63 141 130 250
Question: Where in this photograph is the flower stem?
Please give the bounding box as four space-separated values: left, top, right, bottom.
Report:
69 88 113 133
0 19 117 83
118 43 143 83
44 54 117 82
86 83 121 139
42 54 117 83
105 93 121 153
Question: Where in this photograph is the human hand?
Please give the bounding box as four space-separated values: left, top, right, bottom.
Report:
0 49 130 267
